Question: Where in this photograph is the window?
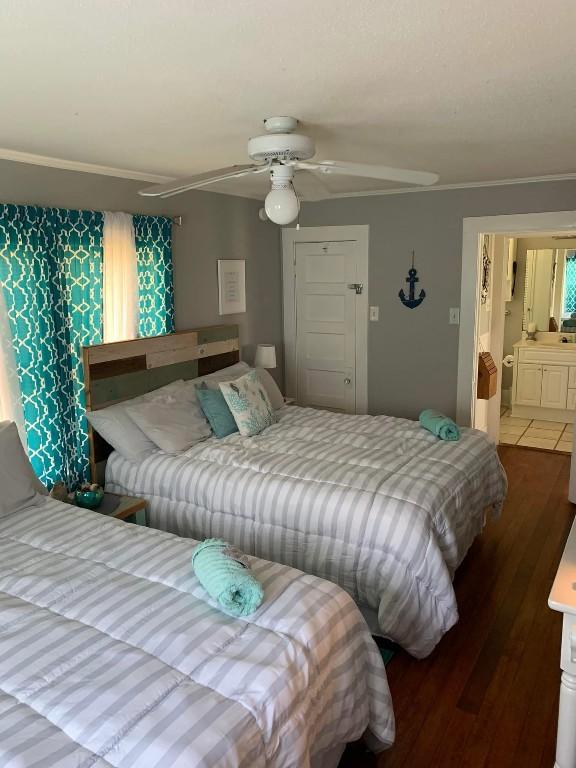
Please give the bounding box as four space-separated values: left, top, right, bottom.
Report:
562 251 576 317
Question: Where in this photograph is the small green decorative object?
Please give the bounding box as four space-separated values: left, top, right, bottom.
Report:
75 485 104 509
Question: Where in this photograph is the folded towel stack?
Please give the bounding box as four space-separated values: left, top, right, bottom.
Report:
419 409 461 441
192 538 264 617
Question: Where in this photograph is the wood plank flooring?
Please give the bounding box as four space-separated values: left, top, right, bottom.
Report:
341 446 574 768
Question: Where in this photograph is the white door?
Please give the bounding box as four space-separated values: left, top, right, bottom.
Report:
515 363 542 406
295 241 358 412
541 366 568 409
474 235 508 440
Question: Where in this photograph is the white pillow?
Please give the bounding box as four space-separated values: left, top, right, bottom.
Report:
0 421 46 516
86 380 185 462
126 398 211 452
255 368 285 411
219 370 277 437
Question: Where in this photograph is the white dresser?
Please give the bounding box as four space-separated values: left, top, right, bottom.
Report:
512 340 576 423
550 518 576 767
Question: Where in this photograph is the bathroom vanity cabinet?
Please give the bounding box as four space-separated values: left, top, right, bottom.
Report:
512 341 576 422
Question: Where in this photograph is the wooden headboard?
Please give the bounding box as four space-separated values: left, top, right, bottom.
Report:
83 325 240 483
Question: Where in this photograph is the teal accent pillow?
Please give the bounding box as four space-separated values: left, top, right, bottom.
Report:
196 383 238 438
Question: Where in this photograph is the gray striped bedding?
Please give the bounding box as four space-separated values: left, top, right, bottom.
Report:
0 496 394 767
106 405 507 658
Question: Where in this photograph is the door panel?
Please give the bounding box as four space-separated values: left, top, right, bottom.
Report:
304 332 346 363
295 241 357 412
516 363 542 406
567 388 576 410
541 366 568 409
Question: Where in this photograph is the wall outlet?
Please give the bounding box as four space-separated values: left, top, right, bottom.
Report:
449 308 460 325
369 306 379 321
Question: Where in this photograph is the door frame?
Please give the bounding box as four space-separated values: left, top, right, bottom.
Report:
282 225 369 413
457 210 576 427
474 234 508 442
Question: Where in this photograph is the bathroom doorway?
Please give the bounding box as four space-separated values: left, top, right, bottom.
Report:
459 215 576 454
496 235 576 453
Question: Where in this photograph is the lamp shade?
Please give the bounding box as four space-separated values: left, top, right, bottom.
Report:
254 344 276 369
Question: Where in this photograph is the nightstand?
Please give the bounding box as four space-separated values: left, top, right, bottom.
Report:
96 493 147 526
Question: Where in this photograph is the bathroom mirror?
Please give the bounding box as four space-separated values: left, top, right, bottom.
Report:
522 249 576 332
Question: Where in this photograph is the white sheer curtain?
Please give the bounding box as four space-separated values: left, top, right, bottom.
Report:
103 212 139 343
0 284 25 440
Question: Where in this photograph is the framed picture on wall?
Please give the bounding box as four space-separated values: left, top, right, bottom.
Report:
218 259 246 315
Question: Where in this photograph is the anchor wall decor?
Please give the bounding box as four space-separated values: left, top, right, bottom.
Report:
399 251 426 309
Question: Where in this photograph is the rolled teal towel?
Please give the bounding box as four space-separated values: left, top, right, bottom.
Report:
419 409 460 441
192 538 264 617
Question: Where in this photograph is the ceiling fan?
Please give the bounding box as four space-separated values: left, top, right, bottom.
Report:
139 116 439 225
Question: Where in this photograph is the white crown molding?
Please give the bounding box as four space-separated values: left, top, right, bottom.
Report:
0 148 173 184
2 147 576 201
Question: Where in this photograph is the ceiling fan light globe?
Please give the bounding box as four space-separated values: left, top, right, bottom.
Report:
264 188 300 225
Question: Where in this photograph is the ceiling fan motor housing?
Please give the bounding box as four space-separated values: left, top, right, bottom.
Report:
247 133 315 163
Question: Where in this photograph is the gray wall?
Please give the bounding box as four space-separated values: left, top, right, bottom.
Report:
0 160 283 384
4 159 576 418
300 181 576 419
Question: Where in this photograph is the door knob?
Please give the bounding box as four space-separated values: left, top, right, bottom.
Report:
344 377 351 385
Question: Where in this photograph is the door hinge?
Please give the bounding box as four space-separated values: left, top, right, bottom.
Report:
347 283 364 295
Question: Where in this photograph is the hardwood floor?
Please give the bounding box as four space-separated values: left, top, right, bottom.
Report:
342 446 574 768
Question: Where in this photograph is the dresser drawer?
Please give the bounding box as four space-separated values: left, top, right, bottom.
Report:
519 347 576 365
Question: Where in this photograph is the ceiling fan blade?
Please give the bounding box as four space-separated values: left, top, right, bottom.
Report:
138 165 268 198
309 161 439 187
292 167 332 202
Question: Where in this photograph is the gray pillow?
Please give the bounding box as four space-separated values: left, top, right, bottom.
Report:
255 368 285 410
0 421 46 516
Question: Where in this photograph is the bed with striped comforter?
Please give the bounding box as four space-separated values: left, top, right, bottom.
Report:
107 405 507 658
0 496 394 768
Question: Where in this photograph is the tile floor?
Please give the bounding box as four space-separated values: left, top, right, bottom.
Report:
499 408 573 452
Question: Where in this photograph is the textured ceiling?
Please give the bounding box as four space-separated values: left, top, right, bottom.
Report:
1 0 576 199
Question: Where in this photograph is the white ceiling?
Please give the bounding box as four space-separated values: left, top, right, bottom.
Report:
2 0 576 199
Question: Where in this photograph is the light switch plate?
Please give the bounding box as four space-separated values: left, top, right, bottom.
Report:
449 308 460 325
370 306 379 321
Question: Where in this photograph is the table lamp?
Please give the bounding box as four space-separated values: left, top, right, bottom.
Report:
254 344 276 369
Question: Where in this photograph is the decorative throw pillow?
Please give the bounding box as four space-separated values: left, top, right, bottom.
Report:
0 421 47 516
196 382 239 438
218 370 277 437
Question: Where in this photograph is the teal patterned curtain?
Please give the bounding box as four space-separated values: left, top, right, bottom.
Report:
0 205 103 487
134 215 174 337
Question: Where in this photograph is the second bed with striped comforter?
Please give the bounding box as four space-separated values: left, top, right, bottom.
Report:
107 405 508 658
0 496 393 767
